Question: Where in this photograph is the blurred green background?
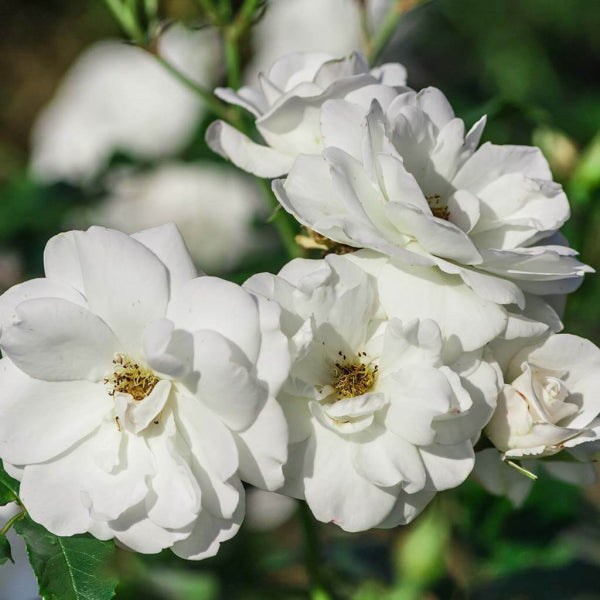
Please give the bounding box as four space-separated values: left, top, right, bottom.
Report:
1 0 600 598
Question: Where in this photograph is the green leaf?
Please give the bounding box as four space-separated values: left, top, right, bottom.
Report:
0 460 20 506
0 534 13 565
14 515 118 600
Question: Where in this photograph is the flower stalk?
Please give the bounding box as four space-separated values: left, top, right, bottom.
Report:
298 502 332 600
0 509 25 537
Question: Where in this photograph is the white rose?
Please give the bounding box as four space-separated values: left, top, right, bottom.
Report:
206 52 407 178
273 87 591 307
30 25 221 184
486 333 600 459
245 255 500 531
0 224 289 558
79 162 267 273
245 0 390 81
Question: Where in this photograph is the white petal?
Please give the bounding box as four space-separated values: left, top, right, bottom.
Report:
168 276 261 365
320 99 364 159
143 318 193 379
20 440 96 536
187 329 263 432
0 277 86 325
417 87 455 131
377 489 436 528
174 392 239 485
385 202 482 265
146 430 202 530
352 428 426 492
0 358 109 464
379 318 443 373
172 485 244 560
83 429 152 522
74 227 170 356
303 427 398 532
251 293 291 397
132 222 198 295
0 298 119 381
110 503 190 554
205 120 294 177
446 189 480 233
420 442 474 491
374 258 507 356
434 257 526 308
371 63 407 86
384 367 453 446
215 85 266 117
453 142 552 193
43 231 84 293
233 394 288 491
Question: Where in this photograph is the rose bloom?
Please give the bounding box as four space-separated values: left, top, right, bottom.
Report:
245 0 389 82
273 85 591 307
486 333 600 459
245 255 500 531
0 224 289 558
207 51 407 178
30 24 220 184
80 162 267 273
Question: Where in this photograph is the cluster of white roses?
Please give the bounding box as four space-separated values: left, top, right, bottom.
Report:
1 51 598 558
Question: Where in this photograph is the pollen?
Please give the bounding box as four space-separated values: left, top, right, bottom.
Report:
427 194 450 220
104 354 160 402
331 352 378 400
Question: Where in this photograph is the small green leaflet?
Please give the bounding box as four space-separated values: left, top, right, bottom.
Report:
14 516 118 600
0 461 20 506
0 534 13 565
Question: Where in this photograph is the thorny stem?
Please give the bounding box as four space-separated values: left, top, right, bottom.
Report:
298 502 333 600
0 510 25 537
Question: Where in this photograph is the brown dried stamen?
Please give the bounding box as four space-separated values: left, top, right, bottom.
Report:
427 194 450 220
332 351 378 400
295 228 357 256
104 354 160 402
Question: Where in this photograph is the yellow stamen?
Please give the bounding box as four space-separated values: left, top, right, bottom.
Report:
104 354 160 402
296 228 357 256
427 194 450 220
332 351 378 400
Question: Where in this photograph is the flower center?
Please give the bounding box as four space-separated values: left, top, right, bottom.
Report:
332 352 378 400
427 194 449 220
105 354 160 402
541 376 569 405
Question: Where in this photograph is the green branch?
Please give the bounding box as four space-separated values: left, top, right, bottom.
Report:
0 510 25 537
153 54 235 122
